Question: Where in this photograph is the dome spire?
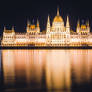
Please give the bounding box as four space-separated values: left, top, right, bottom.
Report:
57 7 59 16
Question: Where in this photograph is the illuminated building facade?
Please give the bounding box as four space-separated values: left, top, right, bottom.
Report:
1 9 92 47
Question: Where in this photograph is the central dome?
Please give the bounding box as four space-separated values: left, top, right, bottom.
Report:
53 16 63 22
53 8 63 22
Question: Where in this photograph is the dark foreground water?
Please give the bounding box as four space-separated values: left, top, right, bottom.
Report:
0 50 92 92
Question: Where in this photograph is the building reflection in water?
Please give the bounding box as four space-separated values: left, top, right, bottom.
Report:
71 50 92 84
2 50 92 91
2 50 15 85
46 50 71 90
0 50 1 77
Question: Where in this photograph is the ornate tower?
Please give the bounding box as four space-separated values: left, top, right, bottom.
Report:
36 19 40 33
46 15 50 34
76 20 80 34
86 20 90 33
12 26 15 33
27 20 30 33
66 16 70 44
66 16 70 34
2 26 15 46
46 15 51 45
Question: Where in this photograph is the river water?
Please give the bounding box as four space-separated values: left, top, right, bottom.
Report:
0 49 92 92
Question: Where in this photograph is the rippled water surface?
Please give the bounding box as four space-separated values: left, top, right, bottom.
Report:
0 49 92 92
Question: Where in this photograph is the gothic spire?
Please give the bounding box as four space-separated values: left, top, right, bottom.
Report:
47 15 50 27
27 20 30 26
86 20 89 27
66 16 70 27
57 7 59 16
46 15 50 33
12 26 15 32
47 15 50 23
12 26 14 30
77 20 80 27
37 19 39 27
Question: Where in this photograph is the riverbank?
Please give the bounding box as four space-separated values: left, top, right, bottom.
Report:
1 46 92 49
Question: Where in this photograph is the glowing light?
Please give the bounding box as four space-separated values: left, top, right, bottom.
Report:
1 11 91 47
2 50 92 90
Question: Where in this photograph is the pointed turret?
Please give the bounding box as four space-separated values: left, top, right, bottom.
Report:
66 16 70 41
46 15 51 45
47 15 50 24
66 16 70 35
76 20 80 33
36 19 40 33
37 19 39 27
57 7 60 16
46 15 50 33
27 20 30 33
77 20 80 28
86 20 90 33
27 20 30 26
66 16 70 28
12 26 15 32
86 20 89 27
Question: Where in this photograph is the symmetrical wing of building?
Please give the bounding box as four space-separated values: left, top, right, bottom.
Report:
1 9 92 47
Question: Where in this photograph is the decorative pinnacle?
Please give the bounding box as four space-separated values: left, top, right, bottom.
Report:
37 19 39 27
57 7 59 16
77 20 80 27
66 16 70 27
48 15 50 22
12 26 15 32
47 15 50 28
27 19 30 26
86 20 89 26
12 26 14 30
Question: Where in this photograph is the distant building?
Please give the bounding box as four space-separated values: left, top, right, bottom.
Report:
1 8 92 47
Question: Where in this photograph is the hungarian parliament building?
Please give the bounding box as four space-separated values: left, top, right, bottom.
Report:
1 9 92 47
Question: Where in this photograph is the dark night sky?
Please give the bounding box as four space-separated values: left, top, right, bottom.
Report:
0 0 92 35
